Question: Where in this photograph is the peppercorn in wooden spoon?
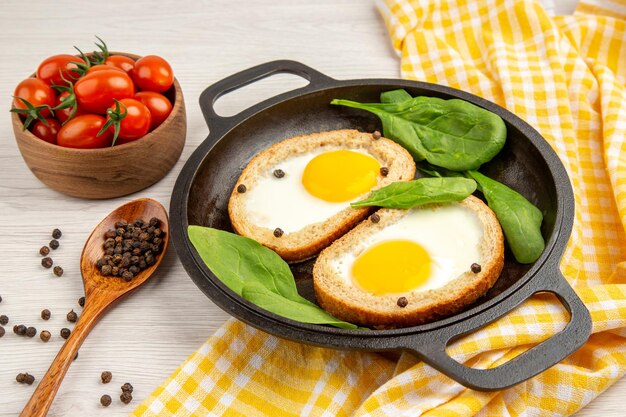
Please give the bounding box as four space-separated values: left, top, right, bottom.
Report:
20 198 169 417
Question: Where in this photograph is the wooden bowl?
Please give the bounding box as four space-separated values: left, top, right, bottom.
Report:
11 53 186 199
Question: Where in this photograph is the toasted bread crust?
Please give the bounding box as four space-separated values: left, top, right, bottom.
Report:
228 129 416 262
313 196 505 329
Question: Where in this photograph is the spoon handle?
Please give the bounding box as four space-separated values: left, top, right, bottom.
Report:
19 295 110 417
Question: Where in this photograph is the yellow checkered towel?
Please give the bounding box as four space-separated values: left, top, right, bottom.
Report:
133 0 626 415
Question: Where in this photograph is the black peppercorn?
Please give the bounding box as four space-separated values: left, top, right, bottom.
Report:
0 314 8 325
149 217 159 227
471 263 482 273
25 327 37 337
39 246 50 256
100 394 112 407
121 382 134 393
41 257 53 268
105 229 117 239
122 270 134 281
53 266 64 277
273 169 285 178
370 213 381 223
41 309 51 320
78 296 85 307
101 371 113 384
115 220 128 229
153 228 162 237
120 391 133 404
134 219 144 228
16 373 35 385
273 228 284 238
0 327 5 338
101 264 112 276
60 328 71 339
372 130 381 140
52 228 62 239
40 330 51 342
380 167 389 177
145 255 155 266
111 266 120 276
14 324 26 335
67 310 78 323
237 184 247 193
49 239 60 250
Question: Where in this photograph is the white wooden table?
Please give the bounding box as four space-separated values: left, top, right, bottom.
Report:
0 1 621 416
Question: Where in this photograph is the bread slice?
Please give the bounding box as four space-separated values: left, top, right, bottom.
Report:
313 195 504 329
228 129 416 262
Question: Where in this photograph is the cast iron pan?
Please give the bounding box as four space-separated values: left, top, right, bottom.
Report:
170 60 592 391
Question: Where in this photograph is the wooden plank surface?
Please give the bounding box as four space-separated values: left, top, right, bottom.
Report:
0 0 621 416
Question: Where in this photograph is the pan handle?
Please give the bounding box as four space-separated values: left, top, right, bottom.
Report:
199 60 335 133
400 268 591 391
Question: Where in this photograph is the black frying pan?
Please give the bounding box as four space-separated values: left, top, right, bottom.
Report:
170 60 591 391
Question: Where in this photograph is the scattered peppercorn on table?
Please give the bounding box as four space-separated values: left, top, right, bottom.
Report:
3 0 622 416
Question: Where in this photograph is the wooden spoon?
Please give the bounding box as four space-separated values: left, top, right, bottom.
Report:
20 198 169 417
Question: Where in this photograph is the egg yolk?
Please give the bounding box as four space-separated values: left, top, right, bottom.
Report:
351 240 431 295
302 150 380 202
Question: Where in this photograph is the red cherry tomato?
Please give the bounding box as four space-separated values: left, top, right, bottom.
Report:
132 55 174 93
55 91 85 124
108 98 151 143
13 78 56 117
86 64 125 74
74 69 135 114
31 119 61 144
105 55 135 77
36 54 85 86
57 114 113 149
133 91 172 130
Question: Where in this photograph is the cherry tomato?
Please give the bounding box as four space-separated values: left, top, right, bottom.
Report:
57 114 113 149
55 91 85 124
74 70 135 114
36 54 85 86
31 119 61 144
105 55 135 77
86 64 125 74
132 55 174 92
133 91 172 130
108 98 151 143
13 78 55 117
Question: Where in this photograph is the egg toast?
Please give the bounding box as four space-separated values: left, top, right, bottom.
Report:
228 129 416 263
313 195 504 329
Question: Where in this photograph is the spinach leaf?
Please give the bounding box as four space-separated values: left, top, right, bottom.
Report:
352 177 476 209
467 171 545 264
188 225 301 301
187 225 358 329
381 89 412 104
416 161 467 178
242 283 358 329
331 96 506 171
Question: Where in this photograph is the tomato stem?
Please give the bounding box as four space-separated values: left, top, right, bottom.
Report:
10 97 53 130
97 99 127 146
92 36 109 65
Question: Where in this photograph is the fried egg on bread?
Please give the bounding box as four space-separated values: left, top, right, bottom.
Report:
313 195 504 328
228 129 416 262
